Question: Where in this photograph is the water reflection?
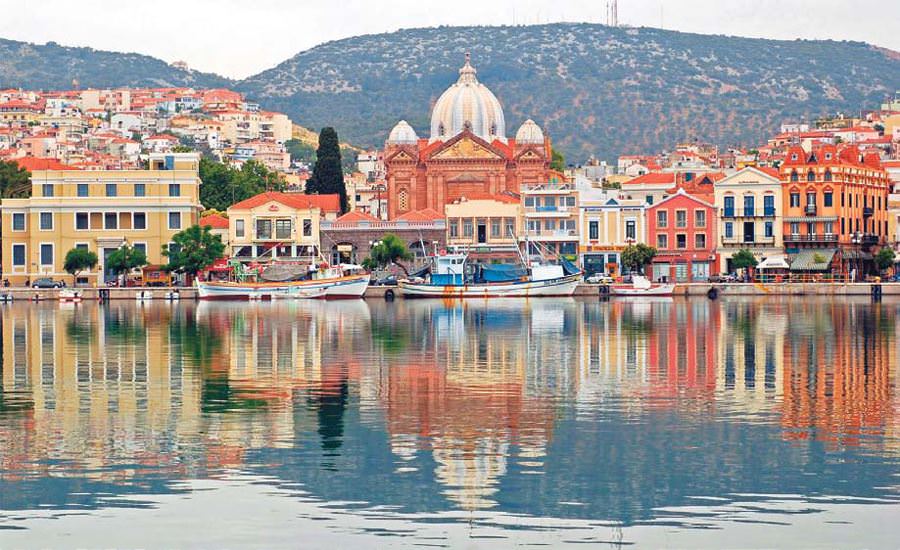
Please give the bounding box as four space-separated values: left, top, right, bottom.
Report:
0 298 899 545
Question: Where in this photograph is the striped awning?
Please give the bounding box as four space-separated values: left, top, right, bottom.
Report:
783 216 838 222
789 248 837 271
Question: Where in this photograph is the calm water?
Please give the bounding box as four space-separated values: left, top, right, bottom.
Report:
0 298 899 549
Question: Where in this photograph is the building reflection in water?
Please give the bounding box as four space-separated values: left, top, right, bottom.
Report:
0 297 897 515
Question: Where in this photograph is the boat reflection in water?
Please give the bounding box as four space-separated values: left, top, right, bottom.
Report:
0 298 899 547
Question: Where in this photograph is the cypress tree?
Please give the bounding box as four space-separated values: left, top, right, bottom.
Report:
308 127 347 212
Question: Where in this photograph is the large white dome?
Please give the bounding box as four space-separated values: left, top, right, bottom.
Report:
387 120 419 144
429 54 506 143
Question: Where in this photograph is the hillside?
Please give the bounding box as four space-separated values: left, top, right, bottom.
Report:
0 38 231 90
237 24 900 161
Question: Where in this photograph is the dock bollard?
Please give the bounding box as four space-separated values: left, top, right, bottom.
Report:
872 284 882 301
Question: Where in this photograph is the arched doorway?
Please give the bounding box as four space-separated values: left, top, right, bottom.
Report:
331 243 357 265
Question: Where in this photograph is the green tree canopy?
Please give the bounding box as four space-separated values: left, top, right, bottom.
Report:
106 244 147 276
621 243 657 274
199 158 286 211
731 249 758 270
306 127 347 212
0 160 31 198
361 233 413 275
875 248 896 272
63 247 99 285
163 224 226 277
550 147 566 172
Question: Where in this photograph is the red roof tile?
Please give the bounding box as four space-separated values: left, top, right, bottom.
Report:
452 191 520 204
395 208 445 222
229 191 341 213
624 172 676 185
200 214 230 229
15 157 74 171
334 210 380 223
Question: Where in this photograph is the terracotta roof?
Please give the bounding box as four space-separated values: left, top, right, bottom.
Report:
395 208 445 222
625 172 676 185
200 213 229 229
334 210 380 223
453 191 520 204
755 166 782 178
229 191 341 213
15 157 74 171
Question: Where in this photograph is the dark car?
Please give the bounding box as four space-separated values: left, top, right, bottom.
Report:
374 275 398 286
32 278 64 289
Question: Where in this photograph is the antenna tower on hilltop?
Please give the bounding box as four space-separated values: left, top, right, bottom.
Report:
607 0 618 27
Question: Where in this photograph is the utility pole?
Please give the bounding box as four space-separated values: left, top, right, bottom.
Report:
608 0 618 27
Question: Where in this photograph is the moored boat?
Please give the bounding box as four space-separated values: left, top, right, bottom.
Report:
197 269 368 300
58 289 84 303
611 275 675 297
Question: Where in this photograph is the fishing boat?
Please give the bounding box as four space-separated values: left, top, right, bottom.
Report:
58 289 84 303
197 264 368 300
398 251 581 298
611 275 675 297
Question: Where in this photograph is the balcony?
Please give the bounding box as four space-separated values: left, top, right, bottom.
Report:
784 233 838 244
804 204 817 216
863 207 874 218
722 235 776 246
720 208 776 218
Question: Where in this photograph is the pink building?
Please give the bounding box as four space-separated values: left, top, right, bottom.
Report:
646 189 719 283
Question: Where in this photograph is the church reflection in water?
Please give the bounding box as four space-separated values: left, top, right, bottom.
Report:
0 298 898 515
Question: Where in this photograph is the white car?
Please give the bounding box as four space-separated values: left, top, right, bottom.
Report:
586 273 614 284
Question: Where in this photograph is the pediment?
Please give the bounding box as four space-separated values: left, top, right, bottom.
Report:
429 133 505 161
514 147 545 161
387 148 417 163
446 172 486 183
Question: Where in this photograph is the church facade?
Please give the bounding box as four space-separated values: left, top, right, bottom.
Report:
384 55 556 220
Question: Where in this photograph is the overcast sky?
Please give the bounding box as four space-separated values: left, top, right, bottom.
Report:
1 0 897 79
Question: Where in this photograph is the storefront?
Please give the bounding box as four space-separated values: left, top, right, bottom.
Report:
582 251 621 276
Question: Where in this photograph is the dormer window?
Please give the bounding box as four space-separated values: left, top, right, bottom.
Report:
438 123 445 137
490 123 497 135
790 170 799 182
807 170 816 182
825 153 832 160
791 154 798 161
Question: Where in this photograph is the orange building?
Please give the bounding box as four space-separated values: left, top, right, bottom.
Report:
384 55 555 219
780 145 890 277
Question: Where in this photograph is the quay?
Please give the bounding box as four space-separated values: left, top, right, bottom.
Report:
1 282 898 301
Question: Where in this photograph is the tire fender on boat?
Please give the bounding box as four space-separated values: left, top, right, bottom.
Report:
384 289 395 301
707 288 719 300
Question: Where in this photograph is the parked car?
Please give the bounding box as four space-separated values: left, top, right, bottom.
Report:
373 275 398 286
585 273 614 284
32 278 65 289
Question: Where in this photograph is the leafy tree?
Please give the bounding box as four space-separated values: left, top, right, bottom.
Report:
621 243 657 274
199 157 285 211
106 244 147 277
875 248 895 272
163 224 226 278
0 160 31 198
285 138 317 164
731 249 758 270
63 248 98 285
307 127 347 212
361 233 413 275
550 147 566 172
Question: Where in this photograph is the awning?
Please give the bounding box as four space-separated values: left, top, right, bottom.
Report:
843 250 873 260
757 256 790 270
783 216 838 222
789 248 837 271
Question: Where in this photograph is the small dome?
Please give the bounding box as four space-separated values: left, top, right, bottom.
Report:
388 120 418 144
515 119 544 144
429 53 506 143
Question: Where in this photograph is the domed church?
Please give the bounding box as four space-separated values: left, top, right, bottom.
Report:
384 54 554 219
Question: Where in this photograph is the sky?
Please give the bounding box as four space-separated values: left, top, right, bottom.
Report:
0 0 897 79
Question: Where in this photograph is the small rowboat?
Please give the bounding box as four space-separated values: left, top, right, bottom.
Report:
59 289 83 303
611 275 675 297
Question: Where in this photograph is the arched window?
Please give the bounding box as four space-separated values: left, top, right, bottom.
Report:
490 122 497 135
790 170 799 182
398 189 409 212
807 170 816 182
438 123 445 137
824 170 832 182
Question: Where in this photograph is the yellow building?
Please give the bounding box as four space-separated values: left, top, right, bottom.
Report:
225 191 341 261
0 153 203 286
444 193 522 255
578 188 646 276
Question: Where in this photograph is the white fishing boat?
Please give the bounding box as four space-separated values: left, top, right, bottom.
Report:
58 289 84 303
398 252 581 298
197 265 368 300
611 275 676 297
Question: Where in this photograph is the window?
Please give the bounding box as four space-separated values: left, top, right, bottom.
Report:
12 212 25 231
449 219 459 238
77 183 89 197
807 222 815 236
75 243 88 251
646 195 654 205
74 212 88 230
790 192 800 207
763 195 775 216
824 221 834 235
656 234 668 249
133 243 147 256
724 222 733 239
743 195 755 216
790 222 800 235
806 192 816 207
40 244 53 266
235 219 245 238
589 221 599 240
133 212 146 230
12 244 25 266
676 234 687 249
39 212 52 230
544 196 557 208
695 233 706 249
565 196 576 207
504 218 514 239
491 218 501 238
524 196 535 208
256 219 272 239
824 170 833 182
463 219 473 238
275 219 292 239
675 210 687 228
134 183 145 197
764 221 773 238
656 210 668 228
807 170 816 182
723 196 735 217
625 220 636 240
695 210 706 228
168 212 181 230
169 183 181 197
42 183 54 197
790 171 799 182
302 219 312 237
104 212 118 230
106 183 117 197
824 191 833 207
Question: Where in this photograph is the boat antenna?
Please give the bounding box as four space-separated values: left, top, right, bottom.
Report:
510 224 528 268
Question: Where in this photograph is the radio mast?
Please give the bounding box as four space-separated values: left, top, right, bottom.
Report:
607 0 618 27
